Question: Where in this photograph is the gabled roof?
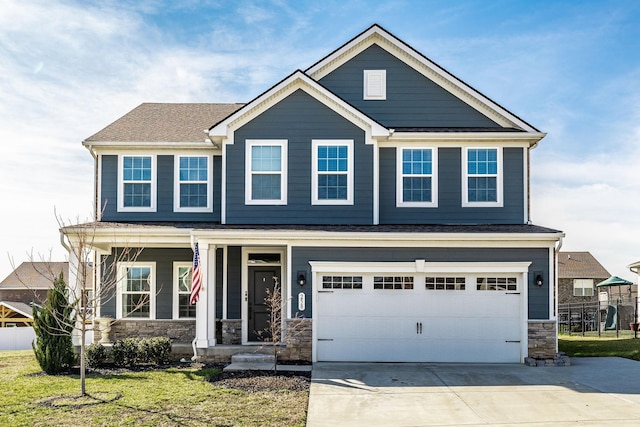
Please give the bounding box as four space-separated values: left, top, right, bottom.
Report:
84 103 243 145
0 262 69 290
0 301 33 318
558 252 611 279
208 70 389 141
307 24 541 134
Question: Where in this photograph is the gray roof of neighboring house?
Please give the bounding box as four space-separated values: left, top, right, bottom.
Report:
84 103 244 143
0 262 69 289
558 252 611 279
0 301 34 318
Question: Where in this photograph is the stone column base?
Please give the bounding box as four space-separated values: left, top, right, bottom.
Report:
528 320 557 359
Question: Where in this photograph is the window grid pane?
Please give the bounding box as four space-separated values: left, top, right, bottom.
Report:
476 277 517 291
373 276 414 290
123 266 151 318
467 149 497 202
179 156 208 208
123 156 152 207
425 277 466 290
401 149 433 203
252 174 281 200
322 276 363 289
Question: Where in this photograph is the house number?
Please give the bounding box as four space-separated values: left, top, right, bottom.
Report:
298 292 305 311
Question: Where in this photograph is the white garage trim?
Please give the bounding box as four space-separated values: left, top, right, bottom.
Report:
311 261 531 363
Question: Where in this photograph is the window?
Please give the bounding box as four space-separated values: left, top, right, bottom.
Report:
322 276 363 289
363 70 386 100
118 155 156 211
312 140 353 205
462 148 502 207
426 277 465 290
174 156 212 212
117 263 155 319
245 140 287 205
573 279 594 296
397 148 438 207
477 277 517 291
173 263 196 318
374 276 414 290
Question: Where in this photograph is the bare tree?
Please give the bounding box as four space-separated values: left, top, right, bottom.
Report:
11 211 146 396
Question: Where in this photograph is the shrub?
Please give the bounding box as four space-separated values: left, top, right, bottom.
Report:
85 343 107 368
112 338 139 368
147 337 172 366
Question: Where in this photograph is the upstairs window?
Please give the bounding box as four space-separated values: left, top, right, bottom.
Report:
245 140 287 205
312 140 353 205
118 155 156 212
462 148 503 207
397 148 438 207
363 70 386 100
573 279 594 297
174 156 212 212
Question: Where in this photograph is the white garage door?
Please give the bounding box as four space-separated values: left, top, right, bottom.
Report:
315 270 525 363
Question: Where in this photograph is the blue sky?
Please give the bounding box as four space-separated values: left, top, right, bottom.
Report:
1 0 639 280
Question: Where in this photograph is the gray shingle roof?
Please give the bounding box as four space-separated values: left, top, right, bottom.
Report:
84 103 244 143
0 262 92 289
558 252 610 279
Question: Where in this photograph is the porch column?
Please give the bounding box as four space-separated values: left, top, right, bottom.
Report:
195 244 216 348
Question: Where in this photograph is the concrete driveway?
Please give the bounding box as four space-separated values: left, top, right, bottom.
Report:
306 358 640 426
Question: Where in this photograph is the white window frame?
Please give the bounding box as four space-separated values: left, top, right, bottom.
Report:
364 70 386 100
173 155 213 213
462 147 503 207
117 154 157 212
573 279 594 297
312 139 354 205
245 139 288 205
173 262 195 319
396 147 438 207
116 262 156 319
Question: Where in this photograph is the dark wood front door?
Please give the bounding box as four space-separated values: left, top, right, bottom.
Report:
248 266 280 341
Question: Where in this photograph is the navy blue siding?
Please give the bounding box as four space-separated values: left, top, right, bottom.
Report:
319 44 500 128
291 246 550 319
226 89 373 224
100 154 222 222
215 247 224 317
379 147 524 224
226 246 242 319
100 248 193 319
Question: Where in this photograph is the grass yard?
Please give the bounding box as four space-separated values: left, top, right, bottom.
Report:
0 350 308 427
559 335 640 361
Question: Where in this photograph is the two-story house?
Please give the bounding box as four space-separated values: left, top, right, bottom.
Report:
63 25 563 363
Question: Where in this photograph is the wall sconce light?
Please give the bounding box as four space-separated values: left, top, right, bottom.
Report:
535 274 544 287
297 271 307 286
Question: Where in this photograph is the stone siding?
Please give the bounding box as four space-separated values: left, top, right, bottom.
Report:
105 319 195 343
528 320 557 359
221 319 242 345
283 318 312 361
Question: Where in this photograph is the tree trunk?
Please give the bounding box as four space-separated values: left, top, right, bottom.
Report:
80 321 86 396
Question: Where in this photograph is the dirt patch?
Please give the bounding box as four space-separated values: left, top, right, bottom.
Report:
209 370 311 392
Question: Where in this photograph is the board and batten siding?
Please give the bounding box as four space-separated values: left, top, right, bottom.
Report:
318 44 500 128
225 89 373 224
100 155 222 222
379 147 525 224
291 246 550 320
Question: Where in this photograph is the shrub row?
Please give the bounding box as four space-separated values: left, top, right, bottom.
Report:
85 337 172 368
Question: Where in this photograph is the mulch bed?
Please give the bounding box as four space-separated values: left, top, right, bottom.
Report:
209 369 311 392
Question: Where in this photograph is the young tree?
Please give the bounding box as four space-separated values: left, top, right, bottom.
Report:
259 276 283 373
32 271 74 374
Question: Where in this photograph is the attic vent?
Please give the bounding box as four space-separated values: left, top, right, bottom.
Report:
364 70 386 100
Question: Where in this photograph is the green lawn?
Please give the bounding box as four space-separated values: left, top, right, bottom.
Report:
559 335 640 361
0 350 308 427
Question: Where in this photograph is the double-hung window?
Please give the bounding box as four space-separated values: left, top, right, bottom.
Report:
173 263 196 318
119 155 156 212
117 263 155 319
245 140 287 205
397 147 437 207
462 147 502 207
312 140 353 205
174 156 212 212
573 279 594 297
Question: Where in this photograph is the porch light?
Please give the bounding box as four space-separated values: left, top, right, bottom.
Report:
535 274 544 287
297 271 307 286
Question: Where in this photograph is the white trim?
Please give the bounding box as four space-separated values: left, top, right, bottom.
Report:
396 147 438 208
221 143 227 224
462 147 503 207
172 262 195 319
173 155 213 213
116 262 156 320
117 154 157 213
524 147 529 223
363 70 386 100
245 139 288 205
97 153 103 220
311 139 354 205
372 140 379 225
241 247 286 345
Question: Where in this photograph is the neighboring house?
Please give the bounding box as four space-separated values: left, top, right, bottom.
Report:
557 252 610 305
62 25 563 363
0 262 70 305
0 301 34 327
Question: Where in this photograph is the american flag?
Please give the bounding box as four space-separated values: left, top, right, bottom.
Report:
190 243 202 305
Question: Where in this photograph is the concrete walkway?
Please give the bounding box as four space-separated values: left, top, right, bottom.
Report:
306 358 640 426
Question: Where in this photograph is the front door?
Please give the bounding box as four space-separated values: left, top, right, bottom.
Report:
248 266 280 341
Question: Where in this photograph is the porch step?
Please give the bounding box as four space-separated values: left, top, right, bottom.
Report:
223 352 311 372
231 353 276 364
